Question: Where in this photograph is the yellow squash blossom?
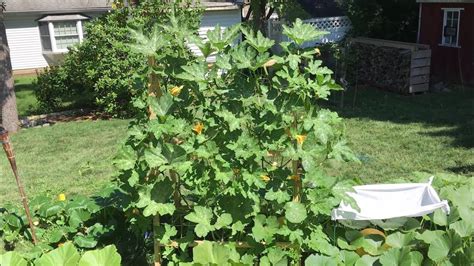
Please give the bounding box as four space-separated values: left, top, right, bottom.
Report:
315 48 321 56
58 193 66 201
193 122 204 135
260 175 270 182
288 175 300 181
263 59 277 68
295 134 307 145
169 85 184 96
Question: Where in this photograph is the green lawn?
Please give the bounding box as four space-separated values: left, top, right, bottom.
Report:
0 119 129 204
324 87 474 182
14 76 40 117
1 80 472 205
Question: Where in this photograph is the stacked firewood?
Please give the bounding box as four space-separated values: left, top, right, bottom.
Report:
346 42 412 93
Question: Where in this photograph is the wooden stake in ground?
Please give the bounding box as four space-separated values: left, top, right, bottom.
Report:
0 127 38 245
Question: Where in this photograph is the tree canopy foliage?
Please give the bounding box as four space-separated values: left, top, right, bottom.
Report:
341 0 419 42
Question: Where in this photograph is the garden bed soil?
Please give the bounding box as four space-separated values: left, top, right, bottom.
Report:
19 109 111 128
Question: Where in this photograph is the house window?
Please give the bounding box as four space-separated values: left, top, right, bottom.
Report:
53 21 80 50
38 14 89 53
441 8 462 47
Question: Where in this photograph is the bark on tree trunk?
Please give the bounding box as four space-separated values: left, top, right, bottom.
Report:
0 8 19 133
250 0 268 35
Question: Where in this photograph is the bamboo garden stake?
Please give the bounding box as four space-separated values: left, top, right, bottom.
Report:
0 127 38 245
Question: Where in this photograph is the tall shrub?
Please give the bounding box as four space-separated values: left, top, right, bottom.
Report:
35 0 202 116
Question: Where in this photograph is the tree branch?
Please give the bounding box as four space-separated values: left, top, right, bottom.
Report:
243 5 253 21
265 7 274 20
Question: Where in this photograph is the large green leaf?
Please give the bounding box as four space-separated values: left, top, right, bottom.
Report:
114 145 136 171
265 189 291 204
354 255 379 266
129 26 165 56
177 62 208 83
267 247 288 266
192 241 239 265
0 252 28 266
68 209 92 228
78 245 121 266
386 232 414 248
251 215 279 243
306 230 339 257
340 250 359 266
149 93 174 117
242 27 274 53
144 144 167 168
184 206 214 237
73 235 98 248
284 202 307 224
449 220 473 238
282 19 328 46
214 213 232 230
378 247 423 266
433 209 448 226
304 254 337 266
35 242 80 266
428 235 450 262
207 24 241 51
415 230 445 244
143 202 175 217
156 224 178 245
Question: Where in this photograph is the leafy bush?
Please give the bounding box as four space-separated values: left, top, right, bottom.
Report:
34 0 202 116
34 66 69 113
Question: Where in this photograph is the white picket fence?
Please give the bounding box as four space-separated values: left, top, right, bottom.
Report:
267 16 352 47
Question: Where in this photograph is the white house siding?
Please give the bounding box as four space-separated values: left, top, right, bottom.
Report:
4 12 106 71
5 9 240 70
189 9 241 61
4 14 48 70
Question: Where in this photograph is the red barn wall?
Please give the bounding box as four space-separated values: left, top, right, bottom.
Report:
418 3 474 85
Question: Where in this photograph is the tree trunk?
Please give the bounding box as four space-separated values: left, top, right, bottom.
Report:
0 8 19 133
250 0 268 35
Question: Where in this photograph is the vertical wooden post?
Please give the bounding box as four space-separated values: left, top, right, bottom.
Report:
0 128 38 245
291 112 302 204
291 113 302 266
147 55 162 266
171 170 181 207
147 56 161 120
153 215 161 266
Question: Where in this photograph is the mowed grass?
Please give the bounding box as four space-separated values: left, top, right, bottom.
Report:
1 77 472 205
323 86 474 182
14 76 40 117
0 119 129 204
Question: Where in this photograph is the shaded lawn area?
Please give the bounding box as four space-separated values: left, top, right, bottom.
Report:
0 119 129 204
0 83 472 205
14 75 94 117
14 76 39 117
323 86 474 182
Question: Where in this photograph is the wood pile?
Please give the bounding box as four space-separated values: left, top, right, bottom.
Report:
346 38 431 94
